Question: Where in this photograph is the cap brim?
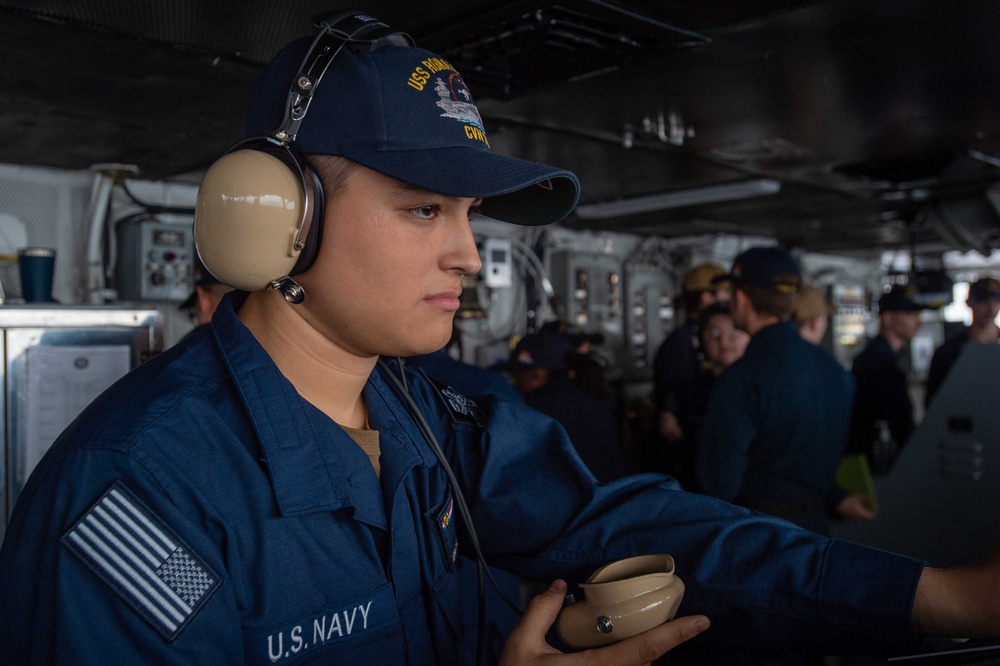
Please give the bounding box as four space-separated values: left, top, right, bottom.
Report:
342 145 580 226
881 303 928 313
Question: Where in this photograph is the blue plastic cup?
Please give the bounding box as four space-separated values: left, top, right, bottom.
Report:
18 247 56 303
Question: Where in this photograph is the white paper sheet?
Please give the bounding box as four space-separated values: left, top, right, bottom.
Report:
20 345 131 483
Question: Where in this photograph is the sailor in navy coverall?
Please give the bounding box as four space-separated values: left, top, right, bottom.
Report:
3 12 1000 666
848 285 926 474
698 318 855 535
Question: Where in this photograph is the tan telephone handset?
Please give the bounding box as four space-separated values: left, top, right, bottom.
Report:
555 554 685 650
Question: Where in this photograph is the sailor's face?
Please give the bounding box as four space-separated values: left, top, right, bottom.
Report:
969 297 1000 325
887 310 922 342
295 166 482 357
701 313 749 370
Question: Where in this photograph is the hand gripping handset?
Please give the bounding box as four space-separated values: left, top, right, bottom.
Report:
554 554 685 650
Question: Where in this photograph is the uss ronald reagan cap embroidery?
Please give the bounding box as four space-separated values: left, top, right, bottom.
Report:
243 37 581 226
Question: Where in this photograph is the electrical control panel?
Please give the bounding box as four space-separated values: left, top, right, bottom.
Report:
550 250 624 347
115 218 194 302
623 266 675 377
829 283 869 368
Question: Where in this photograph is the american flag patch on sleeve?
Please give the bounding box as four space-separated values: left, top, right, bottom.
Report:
60 481 222 641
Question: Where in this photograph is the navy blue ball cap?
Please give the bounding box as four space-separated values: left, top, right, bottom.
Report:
178 256 222 310
539 320 604 348
506 332 572 371
696 301 733 332
878 285 928 313
244 37 580 225
714 246 801 294
968 277 1000 301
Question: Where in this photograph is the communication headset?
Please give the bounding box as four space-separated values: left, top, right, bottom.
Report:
193 11 413 304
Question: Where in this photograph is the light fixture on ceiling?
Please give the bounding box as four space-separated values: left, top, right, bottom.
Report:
574 178 782 220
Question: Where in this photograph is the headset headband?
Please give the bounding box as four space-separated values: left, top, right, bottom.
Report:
275 11 413 145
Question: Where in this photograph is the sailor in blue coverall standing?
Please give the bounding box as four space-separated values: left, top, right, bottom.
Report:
848 285 927 475
3 11 1000 666
697 247 875 536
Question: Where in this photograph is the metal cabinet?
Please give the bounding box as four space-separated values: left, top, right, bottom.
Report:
0 306 162 544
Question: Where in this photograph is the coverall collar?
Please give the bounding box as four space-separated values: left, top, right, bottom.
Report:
208 292 432 523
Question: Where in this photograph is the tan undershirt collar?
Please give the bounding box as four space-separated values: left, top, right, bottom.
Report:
340 425 382 479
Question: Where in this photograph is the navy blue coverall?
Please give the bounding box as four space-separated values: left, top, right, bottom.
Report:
697 321 855 535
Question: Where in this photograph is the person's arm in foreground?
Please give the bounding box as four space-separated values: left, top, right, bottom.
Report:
914 546 1000 638
500 580 710 666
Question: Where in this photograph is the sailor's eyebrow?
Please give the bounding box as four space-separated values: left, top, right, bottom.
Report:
390 180 478 205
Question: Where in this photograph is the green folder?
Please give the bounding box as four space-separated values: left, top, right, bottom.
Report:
836 453 879 514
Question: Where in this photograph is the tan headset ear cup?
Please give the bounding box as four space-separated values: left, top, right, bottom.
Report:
194 149 306 291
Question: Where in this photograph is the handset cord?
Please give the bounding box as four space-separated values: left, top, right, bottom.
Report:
377 358 523 663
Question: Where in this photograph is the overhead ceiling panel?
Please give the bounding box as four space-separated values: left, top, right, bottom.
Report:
419 0 709 98
0 0 998 256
